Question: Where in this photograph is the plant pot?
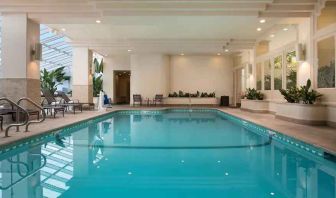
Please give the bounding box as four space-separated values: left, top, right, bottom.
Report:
240 99 269 113
275 102 327 125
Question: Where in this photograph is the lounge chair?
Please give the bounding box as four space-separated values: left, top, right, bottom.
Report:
42 89 82 114
57 91 95 110
153 94 164 106
0 115 3 131
133 94 142 106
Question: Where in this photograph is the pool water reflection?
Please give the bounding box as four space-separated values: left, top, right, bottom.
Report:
0 111 335 198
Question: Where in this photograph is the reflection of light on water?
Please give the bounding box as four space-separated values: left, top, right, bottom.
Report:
270 192 275 196
225 172 229 176
128 172 132 175
181 160 185 163
217 160 221 163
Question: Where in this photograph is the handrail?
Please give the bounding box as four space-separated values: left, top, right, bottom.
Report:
0 153 47 190
0 98 29 137
17 97 46 132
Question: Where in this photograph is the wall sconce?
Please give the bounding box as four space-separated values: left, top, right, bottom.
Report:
31 43 42 61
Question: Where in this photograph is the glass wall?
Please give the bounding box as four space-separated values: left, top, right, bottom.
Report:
264 59 271 90
40 25 73 92
285 51 298 89
317 36 335 88
256 62 262 90
274 55 283 90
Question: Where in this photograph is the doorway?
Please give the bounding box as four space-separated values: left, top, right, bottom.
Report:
113 71 131 104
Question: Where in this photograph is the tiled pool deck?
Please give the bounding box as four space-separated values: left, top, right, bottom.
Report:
0 105 335 155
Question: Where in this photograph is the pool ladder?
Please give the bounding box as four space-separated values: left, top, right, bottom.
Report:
0 97 46 137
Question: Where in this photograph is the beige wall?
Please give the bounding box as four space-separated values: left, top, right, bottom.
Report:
130 54 170 103
170 55 233 102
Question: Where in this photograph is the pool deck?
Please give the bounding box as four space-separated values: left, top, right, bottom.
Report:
0 105 335 155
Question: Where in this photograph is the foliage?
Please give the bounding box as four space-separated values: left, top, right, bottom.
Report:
168 91 215 98
40 67 70 94
279 87 300 103
244 88 263 100
94 58 104 73
93 75 103 97
274 78 282 90
279 79 322 104
286 69 297 89
299 79 322 104
318 60 335 88
93 58 104 97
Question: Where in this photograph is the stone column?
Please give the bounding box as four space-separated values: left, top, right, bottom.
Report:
72 47 93 103
0 13 41 103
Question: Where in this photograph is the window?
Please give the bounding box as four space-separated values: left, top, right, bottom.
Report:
286 51 298 89
274 55 283 90
317 36 335 88
264 59 271 90
256 62 262 90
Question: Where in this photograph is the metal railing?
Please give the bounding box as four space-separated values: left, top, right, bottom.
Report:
0 98 29 137
17 97 46 132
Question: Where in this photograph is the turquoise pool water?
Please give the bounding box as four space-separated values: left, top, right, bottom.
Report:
0 109 335 198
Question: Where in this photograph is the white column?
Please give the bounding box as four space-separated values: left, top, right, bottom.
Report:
72 47 93 103
0 13 40 103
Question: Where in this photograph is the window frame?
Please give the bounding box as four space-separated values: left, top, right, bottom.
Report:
314 32 336 89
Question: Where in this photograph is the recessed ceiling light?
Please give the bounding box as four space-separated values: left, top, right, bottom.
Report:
259 19 266 23
283 28 289 31
180 53 184 56
96 20 101 24
270 34 275 38
127 49 132 52
225 49 229 52
257 28 262 31
217 53 221 56
61 28 66 32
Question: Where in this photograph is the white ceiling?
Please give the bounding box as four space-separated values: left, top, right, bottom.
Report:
0 0 322 55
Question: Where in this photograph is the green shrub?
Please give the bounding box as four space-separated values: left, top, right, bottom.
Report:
245 88 263 100
299 79 322 104
279 87 300 103
279 79 322 104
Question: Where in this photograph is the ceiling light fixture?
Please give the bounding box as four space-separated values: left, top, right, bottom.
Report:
127 49 132 52
225 49 229 52
259 19 266 23
270 34 275 38
257 28 262 31
96 20 101 24
283 28 289 31
61 28 66 32
217 53 221 56
180 53 184 56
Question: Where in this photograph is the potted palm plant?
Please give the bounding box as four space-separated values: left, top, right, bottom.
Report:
93 58 104 105
277 79 325 125
40 66 70 94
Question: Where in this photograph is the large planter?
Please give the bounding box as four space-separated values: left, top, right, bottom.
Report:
164 97 219 105
240 99 269 113
275 102 327 125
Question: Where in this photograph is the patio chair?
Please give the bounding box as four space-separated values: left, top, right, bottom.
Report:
153 94 164 106
57 91 95 110
0 115 3 131
42 89 82 114
133 94 142 106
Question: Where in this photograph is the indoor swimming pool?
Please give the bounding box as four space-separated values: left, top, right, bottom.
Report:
0 109 335 198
